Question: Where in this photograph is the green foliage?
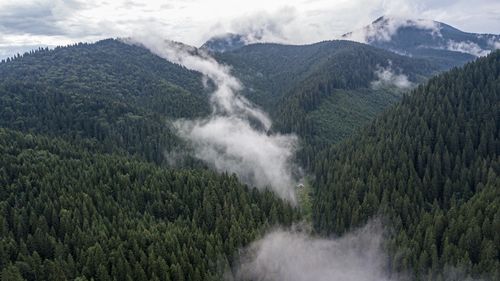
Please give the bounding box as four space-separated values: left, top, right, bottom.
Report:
0 128 298 280
217 41 441 170
218 40 436 110
1 37 498 281
0 39 211 165
312 51 500 279
297 181 313 223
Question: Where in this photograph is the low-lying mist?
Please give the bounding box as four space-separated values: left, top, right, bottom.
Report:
231 221 488 281
232 221 399 281
371 61 413 89
126 37 299 202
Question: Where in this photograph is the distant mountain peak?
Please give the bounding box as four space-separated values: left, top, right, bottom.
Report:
200 33 249 53
343 16 500 67
343 16 442 44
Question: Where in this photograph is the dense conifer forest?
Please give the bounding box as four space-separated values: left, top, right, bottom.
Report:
313 51 500 280
0 37 498 281
0 128 297 280
0 40 210 166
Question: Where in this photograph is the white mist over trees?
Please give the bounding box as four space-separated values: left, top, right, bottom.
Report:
128 37 299 202
232 222 399 281
371 61 413 89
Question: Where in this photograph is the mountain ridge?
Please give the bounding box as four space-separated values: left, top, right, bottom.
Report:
343 16 500 68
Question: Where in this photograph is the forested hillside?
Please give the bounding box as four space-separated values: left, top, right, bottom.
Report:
0 38 441 170
0 39 210 165
0 128 298 280
217 40 441 168
1 36 498 281
313 51 500 280
217 40 436 110
0 39 302 281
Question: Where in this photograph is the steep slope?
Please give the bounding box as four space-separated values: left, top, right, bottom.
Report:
0 38 440 169
313 51 500 279
344 16 500 69
0 39 210 165
0 128 298 280
217 40 436 108
0 38 304 281
216 40 440 167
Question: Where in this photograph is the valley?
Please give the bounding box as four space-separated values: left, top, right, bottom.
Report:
0 10 499 281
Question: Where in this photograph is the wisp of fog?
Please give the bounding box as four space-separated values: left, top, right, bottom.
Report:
232 221 487 281
126 37 299 202
371 61 413 89
232 221 399 281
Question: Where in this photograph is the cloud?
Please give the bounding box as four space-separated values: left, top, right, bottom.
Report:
371 61 413 89
1 0 499 58
0 0 85 36
232 221 398 281
232 221 490 281
445 40 491 57
488 37 500 49
344 16 442 44
207 7 308 45
174 116 298 202
127 37 300 202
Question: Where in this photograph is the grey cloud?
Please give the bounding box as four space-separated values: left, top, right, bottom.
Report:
0 0 84 36
2 0 500 60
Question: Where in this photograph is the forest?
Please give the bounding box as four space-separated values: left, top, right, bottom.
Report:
313 51 500 280
0 37 498 281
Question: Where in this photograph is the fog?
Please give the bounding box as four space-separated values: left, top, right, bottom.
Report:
127 37 299 202
445 40 491 57
231 221 488 281
371 62 413 89
232 221 400 281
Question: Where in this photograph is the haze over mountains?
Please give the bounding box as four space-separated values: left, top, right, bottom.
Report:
0 13 499 281
203 16 500 69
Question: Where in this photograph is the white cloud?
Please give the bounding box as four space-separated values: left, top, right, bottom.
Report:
371 61 413 89
445 40 491 57
344 17 442 44
232 221 488 281
128 37 300 202
233 221 398 281
0 0 499 58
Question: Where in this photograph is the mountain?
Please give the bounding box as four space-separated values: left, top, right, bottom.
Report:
0 39 306 280
0 39 211 165
313 51 500 279
200 33 248 52
215 40 440 166
0 37 441 170
343 16 500 69
0 127 297 280
1 34 498 281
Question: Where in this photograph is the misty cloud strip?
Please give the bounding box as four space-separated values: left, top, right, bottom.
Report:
129 37 298 202
233 222 397 281
371 61 413 89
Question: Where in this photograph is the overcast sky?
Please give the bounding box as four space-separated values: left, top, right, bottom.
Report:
1 0 499 58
